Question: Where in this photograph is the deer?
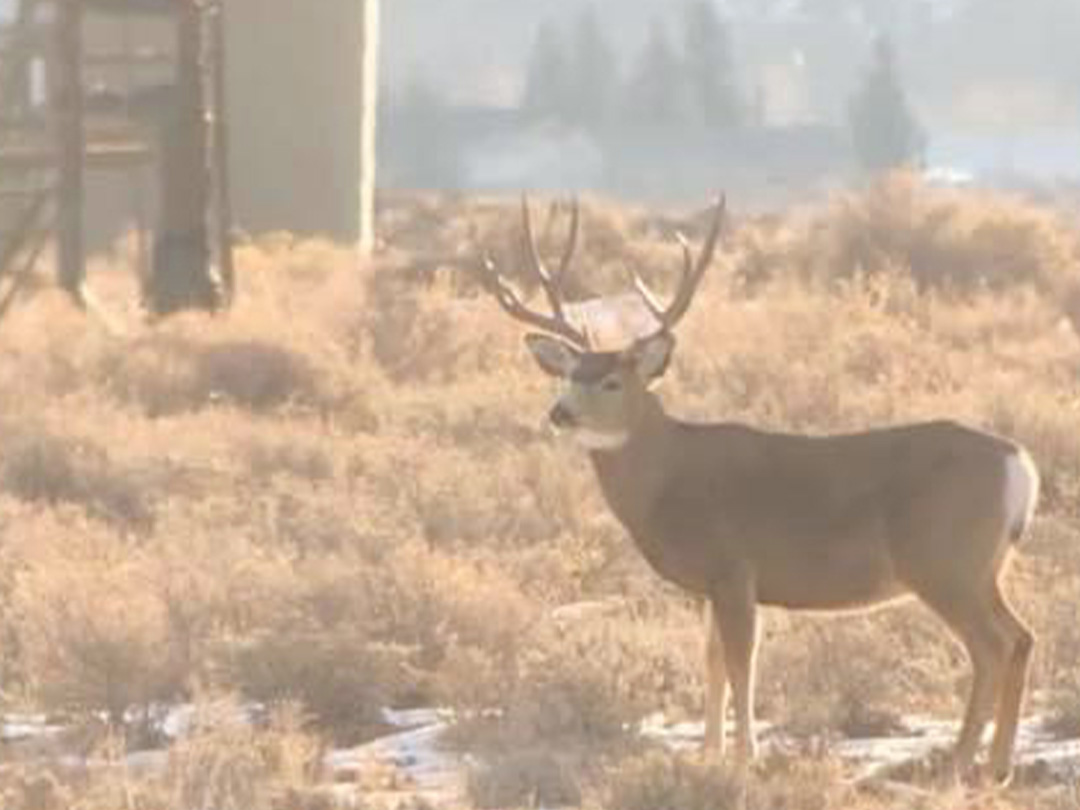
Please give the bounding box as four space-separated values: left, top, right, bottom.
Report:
479 196 1040 785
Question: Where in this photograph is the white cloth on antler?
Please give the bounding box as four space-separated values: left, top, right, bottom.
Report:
565 292 664 351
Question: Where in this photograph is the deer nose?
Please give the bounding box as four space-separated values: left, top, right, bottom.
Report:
549 403 577 428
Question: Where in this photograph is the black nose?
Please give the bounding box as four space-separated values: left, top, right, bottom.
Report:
549 403 576 428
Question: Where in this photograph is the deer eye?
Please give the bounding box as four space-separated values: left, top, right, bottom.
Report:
600 377 622 392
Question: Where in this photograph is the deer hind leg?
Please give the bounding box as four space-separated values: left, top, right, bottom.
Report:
710 577 759 768
988 585 1034 785
703 604 728 760
921 586 1013 781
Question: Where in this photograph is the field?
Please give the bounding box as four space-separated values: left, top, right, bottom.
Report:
0 173 1079 809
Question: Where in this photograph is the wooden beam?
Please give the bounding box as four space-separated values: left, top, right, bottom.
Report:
358 0 380 258
206 0 234 301
0 0 38 114
83 0 176 17
145 0 217 316
83 48 174 67
0 141 153 171
0 191 49 282
0 214 52 325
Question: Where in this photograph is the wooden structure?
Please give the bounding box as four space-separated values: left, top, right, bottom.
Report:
0 0 233 321
357 0 379 257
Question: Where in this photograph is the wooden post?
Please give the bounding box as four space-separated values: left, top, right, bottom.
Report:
53 0 85 297
206 0 234 302
358 0 380 258
146 0 216 316
1 0 36 116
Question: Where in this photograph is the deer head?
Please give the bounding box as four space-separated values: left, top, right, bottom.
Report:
480 196 726 450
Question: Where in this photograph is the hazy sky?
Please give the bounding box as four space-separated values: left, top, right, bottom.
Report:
3 0 1077 130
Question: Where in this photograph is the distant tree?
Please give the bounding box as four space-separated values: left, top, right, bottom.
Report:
624 18 687 124
521 21 570 122
566 6 619 129
848 37 925 172
682 0 741 127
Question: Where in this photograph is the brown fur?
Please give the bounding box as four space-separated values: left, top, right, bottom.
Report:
573 375 1038 784
489 195 1039 783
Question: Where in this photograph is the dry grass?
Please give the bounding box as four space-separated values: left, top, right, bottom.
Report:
0 425 155 532
604 750 747 810
0 697 336 810
601 749 868 810
466 748 583 809
783 172 1080 295
0 179 1079 808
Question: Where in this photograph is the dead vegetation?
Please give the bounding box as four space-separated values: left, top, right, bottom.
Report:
0 174 1078 808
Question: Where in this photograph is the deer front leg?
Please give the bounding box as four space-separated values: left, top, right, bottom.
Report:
710 574 759 768
703 604 728 760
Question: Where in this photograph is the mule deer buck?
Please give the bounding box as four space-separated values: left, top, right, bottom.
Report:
480 196 1040 784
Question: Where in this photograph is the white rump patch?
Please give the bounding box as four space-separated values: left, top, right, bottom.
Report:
1003 450 1039 539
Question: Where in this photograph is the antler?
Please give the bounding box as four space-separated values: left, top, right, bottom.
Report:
630 195 727 332
480 196 589 348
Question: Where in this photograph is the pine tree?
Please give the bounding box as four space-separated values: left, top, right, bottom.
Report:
521 21 570 122
625 18 686 124
848 37 925 172
682 0 741 127
565 6 619 129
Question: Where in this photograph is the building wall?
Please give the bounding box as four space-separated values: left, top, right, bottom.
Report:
224 0 361 239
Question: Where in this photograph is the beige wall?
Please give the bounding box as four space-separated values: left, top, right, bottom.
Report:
224 0 361 239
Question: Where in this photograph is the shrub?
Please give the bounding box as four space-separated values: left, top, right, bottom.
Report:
195 341 322 412
797 173 1080 294
372 543 536 672
1046 672 1080 740
467 749 582 809
12 523 176 724
761 610 950 740
1040 576 1080 740
448 611 698 749
747 756 858 810
145 698 328 810
363 269 514 384
606 750 744 810
223 631 410 745
0 771 69 810
99 337 324 416
0 427 153 532
238 435 333 483
606 751 856 810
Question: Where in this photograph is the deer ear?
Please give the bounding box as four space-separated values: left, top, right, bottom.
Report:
524 333 582 378
628 331 675 383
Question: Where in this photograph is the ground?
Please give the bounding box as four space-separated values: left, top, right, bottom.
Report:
0 174 1079 809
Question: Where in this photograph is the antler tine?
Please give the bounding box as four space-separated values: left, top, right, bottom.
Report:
666 194 726 326
520 195 566 321
476 197 590 348
478 253 588 346
631 195 727 331
555 197 581 286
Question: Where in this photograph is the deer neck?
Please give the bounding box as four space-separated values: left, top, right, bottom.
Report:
588 393 675 535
